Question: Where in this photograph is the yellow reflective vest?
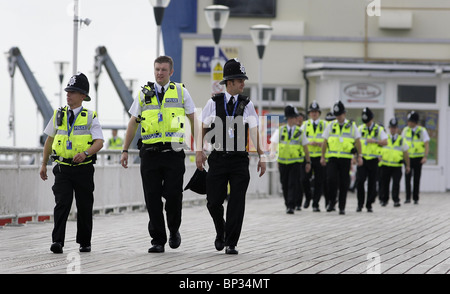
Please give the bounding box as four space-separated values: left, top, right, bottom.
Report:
139 82 185 145
403 126 426 158
277 125 306 164
358 123 382 160
303 119 325 158
326 120 357 159
52 107 95 165
108 137 123 150
380 134 404 167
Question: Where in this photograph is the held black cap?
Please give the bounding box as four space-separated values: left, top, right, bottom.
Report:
284 105 300 118
184 168 207 195
332 100 346 116
361 107 374 123
65 73 91 101
220 58 248 85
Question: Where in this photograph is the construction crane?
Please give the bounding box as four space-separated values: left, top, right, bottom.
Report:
7 47 54 146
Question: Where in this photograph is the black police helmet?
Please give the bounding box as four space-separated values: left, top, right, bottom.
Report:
64 73 91 101
219 58 248 85
325 111 336 121
284 105 300 118
389 118 398 127
184 168 207 195
308 101 321 113
361 107 374 123
332 101 346 116
407 111 419 123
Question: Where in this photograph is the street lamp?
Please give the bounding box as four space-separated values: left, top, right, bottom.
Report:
72 0 91 75
149 0 171 58
204 5 229 95
250 24 273 116
54 61 69 106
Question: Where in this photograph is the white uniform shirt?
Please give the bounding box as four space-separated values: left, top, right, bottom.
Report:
44 106 104 141
128 81 196 117
201 91 259 129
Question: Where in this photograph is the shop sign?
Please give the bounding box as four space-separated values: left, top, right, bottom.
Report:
341 82 385 105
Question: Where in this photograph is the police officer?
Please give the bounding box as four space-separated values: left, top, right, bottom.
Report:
107 129 123 150
120 56 198 253
197 58 266 255
356 107 387 212
401 111 430 204
321 101 362 215
271 105 311 214
301 101 326 212
379 118 410 207
40 73 104 253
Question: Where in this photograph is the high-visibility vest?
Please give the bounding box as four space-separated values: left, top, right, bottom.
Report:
380 134 404 167
358 123 382 160
52 106 95 165
108 137 123 150
277 125 305 164
139 82 185 145
403 126 426 158
304 119 325 158
327 120 357 159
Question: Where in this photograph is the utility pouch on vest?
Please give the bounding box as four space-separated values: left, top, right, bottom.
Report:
56 107 65 126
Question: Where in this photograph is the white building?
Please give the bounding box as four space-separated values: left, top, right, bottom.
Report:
180 0 450 192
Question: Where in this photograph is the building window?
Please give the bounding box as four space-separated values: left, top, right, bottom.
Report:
282 88 301 102
397 85 436 103
263 88 276 101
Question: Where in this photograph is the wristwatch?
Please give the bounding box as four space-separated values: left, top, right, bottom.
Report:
84 151 89 156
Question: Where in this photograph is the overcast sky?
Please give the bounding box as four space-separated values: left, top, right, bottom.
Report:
0 0 161 147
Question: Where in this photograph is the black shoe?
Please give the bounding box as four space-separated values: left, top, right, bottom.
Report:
286 208 294 214
169 231 181 249
326 205 335 212
339 210 345 215
225 246 238 255
367 207 373 213
214 235 225 251
380 201 387 207
295 206 302 211
79 245 91 252
313 207 320 212
414 200 419 205
404 199 411 204
148 244 165 253
356 206 362 212
394 202 401 207
50 242 63 254
303 199 310 209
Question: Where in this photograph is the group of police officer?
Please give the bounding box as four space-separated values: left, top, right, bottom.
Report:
274 100 429 215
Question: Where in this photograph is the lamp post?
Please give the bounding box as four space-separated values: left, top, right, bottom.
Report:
72 0 91 75
204 5 229 95
149 0 171 58
250 24 273 116
54 61 69 107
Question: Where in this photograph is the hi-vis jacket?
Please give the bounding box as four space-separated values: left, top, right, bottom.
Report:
139 82 185 145
52 107 95 165
326 120 357 159
277 125 306 164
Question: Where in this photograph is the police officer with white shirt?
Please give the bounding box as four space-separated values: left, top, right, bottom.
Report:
40 73 104 254
120 56 198 253
196 58 266 255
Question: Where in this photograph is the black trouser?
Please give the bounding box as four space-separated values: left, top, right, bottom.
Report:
326 157 351 211
303 157 325 208
405 157 423 201
206 152 250 247
140 149 185 246
356 158 379 209
279 162 301 209
52 163 95 247
380 165 402 204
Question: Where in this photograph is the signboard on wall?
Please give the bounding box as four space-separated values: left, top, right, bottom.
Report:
340 82 385 105
196 46 239 74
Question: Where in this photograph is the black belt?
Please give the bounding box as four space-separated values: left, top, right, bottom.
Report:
142 143 174 152
212 151 248 158
52 155 92 165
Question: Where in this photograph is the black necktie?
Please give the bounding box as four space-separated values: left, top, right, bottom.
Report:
227 96 235 115
313 122 317 132
69 109 74 125
159 87 165 103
